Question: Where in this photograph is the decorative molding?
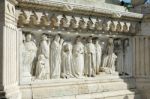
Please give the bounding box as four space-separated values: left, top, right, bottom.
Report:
17 10 139 34
16 1 143 21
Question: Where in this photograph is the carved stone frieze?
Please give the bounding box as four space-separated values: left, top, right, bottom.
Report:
17 10 140 34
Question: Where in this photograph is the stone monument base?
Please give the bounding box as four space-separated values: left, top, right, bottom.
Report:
20 75 141 99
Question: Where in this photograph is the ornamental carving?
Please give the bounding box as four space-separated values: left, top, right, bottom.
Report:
17 10 139 34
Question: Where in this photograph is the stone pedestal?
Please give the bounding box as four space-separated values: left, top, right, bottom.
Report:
20 75 141 99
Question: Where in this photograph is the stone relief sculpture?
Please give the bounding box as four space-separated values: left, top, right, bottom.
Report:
61 43 73 79
35 54 48 80
36 33 51 79
29 11 38 26
116 22 122 32
60 14 69 29
95 18 103 31
72 36 84 78
78 17 86 30
94 38 102 74
18 10 27 27
102 38 117 74
87 17 94 30
84 37 96 77
123 22 128 33
50 34 64 79
114 39 124 75
102 20 109 31
50 14 59 29
40 12 49 27
20 32 133 82
69 16 77 30
109 21 116 32
23 33 37 78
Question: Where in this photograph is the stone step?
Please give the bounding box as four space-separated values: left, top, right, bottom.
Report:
46 90 141 99
20 76 141 99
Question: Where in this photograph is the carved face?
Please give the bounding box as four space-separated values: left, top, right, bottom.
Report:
95 39 99 44
55 34 60 42
87 37 92 43
26 34 32 42
108 38 113 44
76 36 81 43
38 54 45 61
42 34 48 41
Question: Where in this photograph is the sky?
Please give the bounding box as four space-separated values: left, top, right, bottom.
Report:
122 0 150 3
122 0 131 3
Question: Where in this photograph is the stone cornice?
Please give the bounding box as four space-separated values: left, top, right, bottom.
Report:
16 1 143 21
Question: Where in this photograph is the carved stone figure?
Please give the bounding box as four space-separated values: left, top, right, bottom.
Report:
72 36 84 78
38 33 50 78
87 17 94 30
78 17 86 30
70 16 77 30
35 54 49 80
102 20 109 31
40 12 49 27
60 14 68 29
84 37 96 77
18 10 27 27
109 21 116 32
23 33 37 77
50 14 59 29
116 22 122 32
29 11 38 26
61 43 73 79
114 39 124 74
50 34 64 79
95 38 102 74
95 18 103 31
102 38 117 74
123 22 128 33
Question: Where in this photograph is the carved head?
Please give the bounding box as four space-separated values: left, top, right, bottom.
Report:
95 37 99 44
87 36 93 43
75 36 81 43
26 33 32 42
108 38 113 45
55 34 61 42
42 33 48 41
38 54 45 61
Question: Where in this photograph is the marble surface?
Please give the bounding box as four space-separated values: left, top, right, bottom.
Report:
20 75 140 99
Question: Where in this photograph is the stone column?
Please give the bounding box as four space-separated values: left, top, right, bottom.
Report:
0 0 21 98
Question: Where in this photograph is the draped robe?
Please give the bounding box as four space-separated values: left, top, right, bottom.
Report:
95 43 102 74
72 42 84 78
24 41 37 76
85 43 96 76
36 40 50 79
50 40 62 79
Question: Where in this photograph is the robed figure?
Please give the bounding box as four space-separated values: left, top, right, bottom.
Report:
84 37 96 77
36 34 50 79
23 33 37 77
72 36 84 78
95 38 102 74
50 34 63 79
102 38 117 74
61 43 73 79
